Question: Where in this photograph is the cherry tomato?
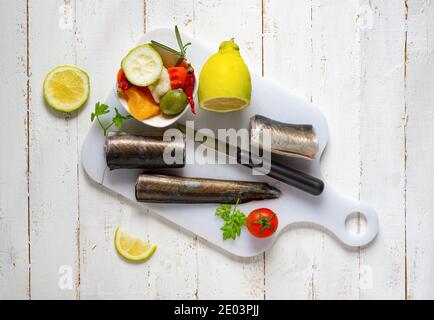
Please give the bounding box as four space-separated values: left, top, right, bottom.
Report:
246 208 278 238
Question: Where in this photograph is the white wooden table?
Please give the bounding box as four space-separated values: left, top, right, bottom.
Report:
1 0 433 300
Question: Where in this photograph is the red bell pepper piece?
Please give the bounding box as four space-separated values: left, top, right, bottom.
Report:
168 67 188 89
117 68 131 91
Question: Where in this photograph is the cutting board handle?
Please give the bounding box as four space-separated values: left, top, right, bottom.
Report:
323 190 379 248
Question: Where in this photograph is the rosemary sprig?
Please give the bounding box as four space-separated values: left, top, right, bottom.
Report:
175 25 191 57
150 25 191 59
150 40 180 56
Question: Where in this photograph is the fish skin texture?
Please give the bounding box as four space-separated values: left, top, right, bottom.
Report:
250 115 318 160
136 174 281 204
105 131 185 170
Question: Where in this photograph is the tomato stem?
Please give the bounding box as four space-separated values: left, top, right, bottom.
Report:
251 211 276 235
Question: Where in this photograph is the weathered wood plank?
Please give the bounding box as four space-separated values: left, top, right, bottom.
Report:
75 0 148 299
406 0 434 300
358 0 407 299
10 0 431 299
143 0 199 299
264 0 361 299
0 0 29 300
309 0 361 300
28 0 79 299
262 0 317 299
191 0 265 299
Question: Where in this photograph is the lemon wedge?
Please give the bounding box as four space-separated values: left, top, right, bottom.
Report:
114 227 157 262
43 66 90 112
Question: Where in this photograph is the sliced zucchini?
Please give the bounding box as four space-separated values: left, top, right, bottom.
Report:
121 44 163 87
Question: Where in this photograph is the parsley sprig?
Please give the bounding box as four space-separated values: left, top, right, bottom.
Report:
215 199 247 240
91 102 132 136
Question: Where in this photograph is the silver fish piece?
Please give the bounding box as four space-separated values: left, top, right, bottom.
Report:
250 115 319 160
135 174 281 204
105 131 185 170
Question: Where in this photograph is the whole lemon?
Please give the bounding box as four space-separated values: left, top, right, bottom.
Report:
198 38 252 112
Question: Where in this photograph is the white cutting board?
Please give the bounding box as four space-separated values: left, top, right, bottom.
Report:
81 28 379 257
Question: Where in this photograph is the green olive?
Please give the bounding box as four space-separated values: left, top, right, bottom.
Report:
159 89 188 116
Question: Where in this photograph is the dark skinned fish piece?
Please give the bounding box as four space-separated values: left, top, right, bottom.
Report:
105 131 185 170
250 115 319 160
135 174 281 204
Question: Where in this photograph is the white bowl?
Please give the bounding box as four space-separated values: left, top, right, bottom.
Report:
114 68 197 128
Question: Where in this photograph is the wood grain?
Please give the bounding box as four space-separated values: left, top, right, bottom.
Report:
262 0 318 299
358 0 407 299
192 0 265 299
75 0 150 299
305 0 362 299
406 0 434 300
144 0 199 299
1 0 434 300
263 0 361 299
0 0 29 299
28 0 79 299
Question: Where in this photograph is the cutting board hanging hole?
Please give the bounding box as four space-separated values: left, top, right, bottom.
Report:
345 212 367 237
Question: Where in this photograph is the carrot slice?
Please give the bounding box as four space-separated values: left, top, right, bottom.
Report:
125 86 160 120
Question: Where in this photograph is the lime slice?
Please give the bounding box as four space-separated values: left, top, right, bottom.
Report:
43 66 90 112
121 44 163 87
114 227 157 262
200 97 249 112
